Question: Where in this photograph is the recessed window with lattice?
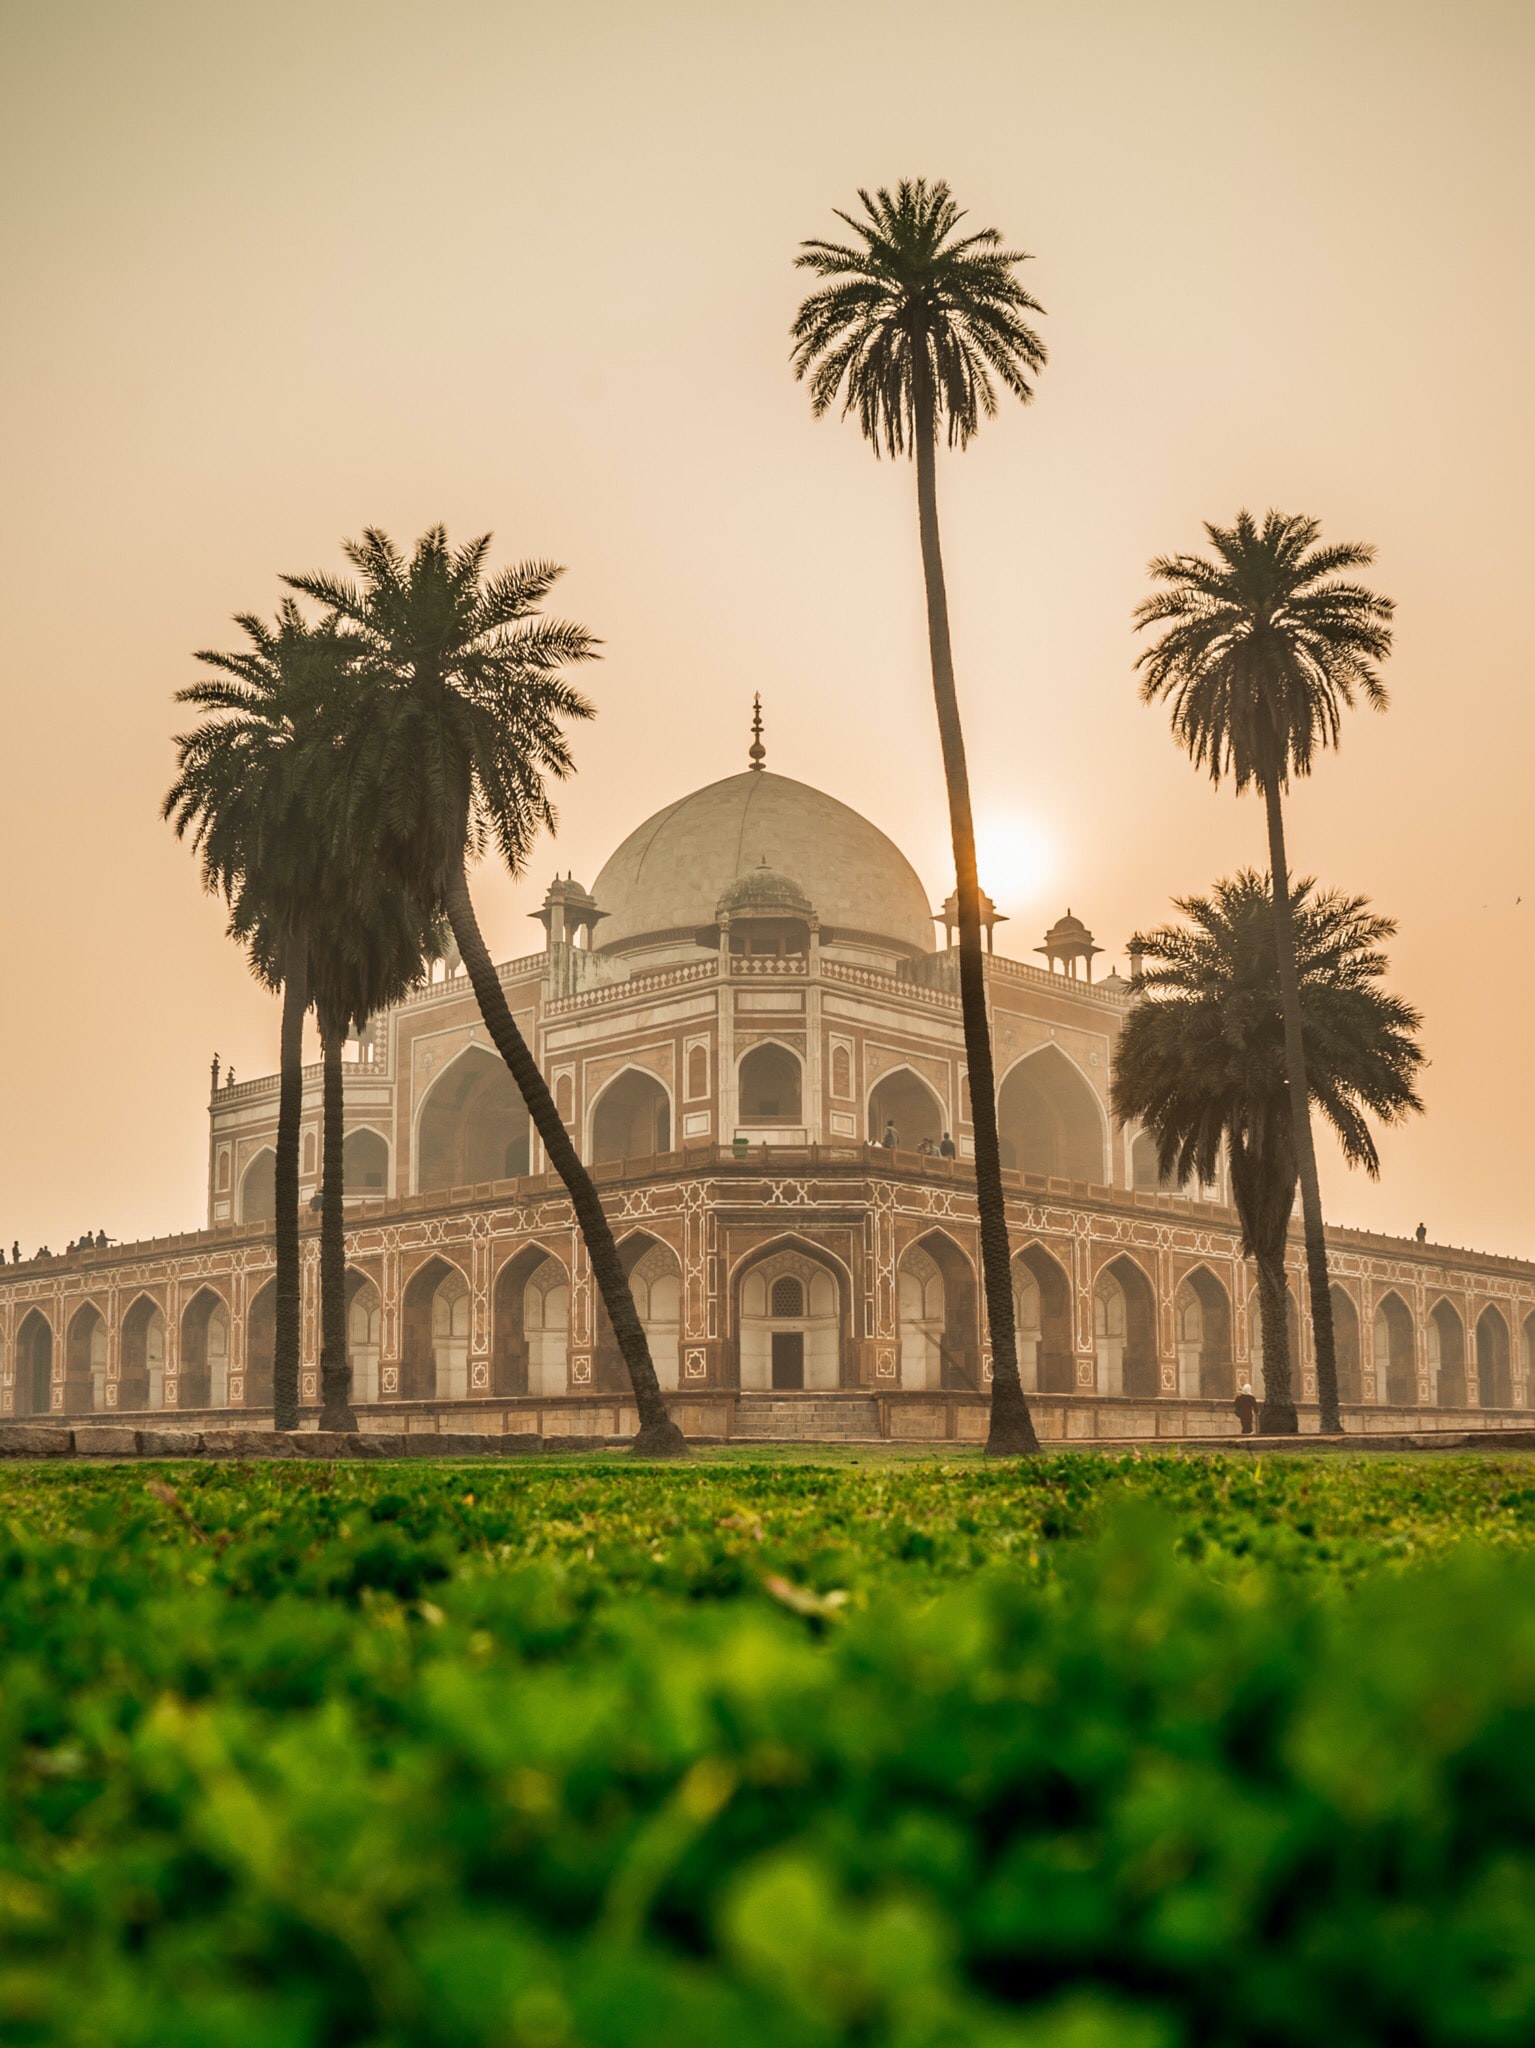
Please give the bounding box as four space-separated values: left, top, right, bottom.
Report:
770 1275 805 1318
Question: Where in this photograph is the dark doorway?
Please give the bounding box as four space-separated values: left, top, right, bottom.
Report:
771 1331 805 1389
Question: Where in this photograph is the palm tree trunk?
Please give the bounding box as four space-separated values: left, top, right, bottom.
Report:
1253 1248 1297 1434
1263 780 1341 1432
444 860 686 1457
272 931 307 1432
317 1022 356 1432
913 377 1038 1457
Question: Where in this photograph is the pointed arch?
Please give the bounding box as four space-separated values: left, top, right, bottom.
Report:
343 1126 390 1198
64 1302 108 1415
733 1233 848 1392
1096 1254 1158 1397
244 1279 275 1408
867 1065 945 1150
181 1285 232 1410
738 1040 803 1126
1428 1297 1467 1407
119 1292 168 1411
997 1044 1109 1185
492 1243 569 1398
400 1255 470 1401
14 1309 53 1416
588 1065 672 1165
592 1231 682 1392
1477 1305 1513 1410
1373 1289 1416 1406
1328 1283 1362 1405
897 1228 978 1389
416 1044 530 1192
1176 1265 1234 1399
240 1147 277 1226
1012 1242 1073 1393
345 1266 382 1403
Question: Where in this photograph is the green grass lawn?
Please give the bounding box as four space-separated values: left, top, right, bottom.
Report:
5 1453 1535 2046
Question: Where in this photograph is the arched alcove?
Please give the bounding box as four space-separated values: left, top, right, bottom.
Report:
181 1288 231 1409
1175 1267 1233 1399
1329 1284 1362 1405
1428 1299 1466 1407
240 1148 276 1225
14 1310 53 1415
343 1128 389 1198
1477 1306 1513 1410
1525 1313 1535 1409
590 1068 671 1165
867 1067 944 1150
64 1304 107 1415
997 1047 1107 1184
593 1233 682 1392
346 1269 381 1402
686 1044 709 1100
1012 1243 1073 1393
897 1231 978 1390
830 1045 852 1098
245 1282 275 1407
736 1240 844 1391
417 1047 530 1192
1374 1291 1416 1406
738 1043 802 1125
119 1294 167 1410
400 1257 470 1401
1096 1256 1158 1397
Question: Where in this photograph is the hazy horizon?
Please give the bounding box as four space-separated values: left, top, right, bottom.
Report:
2 0 1531 1261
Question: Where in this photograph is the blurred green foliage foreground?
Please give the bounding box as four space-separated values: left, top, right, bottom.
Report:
6 1451 1535 2047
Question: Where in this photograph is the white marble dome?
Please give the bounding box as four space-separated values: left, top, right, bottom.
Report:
591 771 936 957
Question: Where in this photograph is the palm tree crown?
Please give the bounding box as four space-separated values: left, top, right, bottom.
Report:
791 178 1046 454
285 526 597 895
1133 509 1394 791
1114 872 1425 1198
164 599 351 953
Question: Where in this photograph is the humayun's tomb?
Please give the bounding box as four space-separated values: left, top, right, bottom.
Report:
4 738 1533 1442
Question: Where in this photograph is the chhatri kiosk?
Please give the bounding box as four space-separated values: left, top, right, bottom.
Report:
3 726 1532 1440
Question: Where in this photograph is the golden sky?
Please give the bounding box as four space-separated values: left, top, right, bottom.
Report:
1 0 1531 1257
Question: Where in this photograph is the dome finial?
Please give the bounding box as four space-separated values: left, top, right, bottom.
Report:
748 692 766 772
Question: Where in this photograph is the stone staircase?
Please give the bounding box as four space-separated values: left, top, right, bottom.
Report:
731 1393 883 1442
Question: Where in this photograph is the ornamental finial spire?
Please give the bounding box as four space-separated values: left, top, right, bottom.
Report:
748 692 766 772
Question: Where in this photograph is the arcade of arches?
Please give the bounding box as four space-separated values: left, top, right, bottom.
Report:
9 1247 1529 1416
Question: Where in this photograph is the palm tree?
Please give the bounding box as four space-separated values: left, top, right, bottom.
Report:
1113 873 1423 1430
286 527 687 1457
306 880 442 1432
165 603 349 1430
792 179 1047 1456
1134 510 1394 1431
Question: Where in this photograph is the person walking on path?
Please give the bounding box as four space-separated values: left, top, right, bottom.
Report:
1234 1383 1259 1435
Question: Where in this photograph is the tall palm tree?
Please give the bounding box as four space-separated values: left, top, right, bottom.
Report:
306 880 442 1433
1134 511 1394 1431
792 178 1047 1456
287 528 687 1457
1113 874 1423 1429
165 603 347 1431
